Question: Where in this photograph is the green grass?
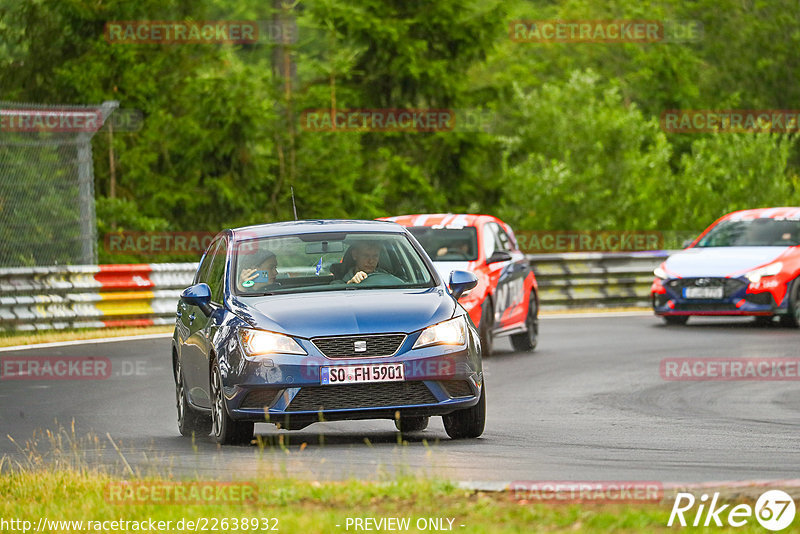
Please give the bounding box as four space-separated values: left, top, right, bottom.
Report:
0 424 781 533
0 467 777 533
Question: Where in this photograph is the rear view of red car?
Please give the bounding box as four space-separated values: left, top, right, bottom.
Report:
380 214 538 355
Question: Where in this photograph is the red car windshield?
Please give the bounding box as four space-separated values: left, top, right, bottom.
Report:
696 218 800 247
408 226 479 261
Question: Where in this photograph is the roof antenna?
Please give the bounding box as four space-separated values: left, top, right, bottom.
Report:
290 186 298 220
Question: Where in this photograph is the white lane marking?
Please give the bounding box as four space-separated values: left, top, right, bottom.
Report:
0 332 172 352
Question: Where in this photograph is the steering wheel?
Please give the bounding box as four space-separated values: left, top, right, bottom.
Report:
358 272 405 286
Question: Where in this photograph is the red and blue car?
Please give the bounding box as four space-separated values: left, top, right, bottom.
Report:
379 214 538 354
651 207 800 326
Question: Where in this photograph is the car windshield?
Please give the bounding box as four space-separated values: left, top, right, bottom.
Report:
407 226 479 261
233 231 435 295
696 218 800 247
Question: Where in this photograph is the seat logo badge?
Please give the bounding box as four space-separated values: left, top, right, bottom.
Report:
696 278 710 286
354 341 367 352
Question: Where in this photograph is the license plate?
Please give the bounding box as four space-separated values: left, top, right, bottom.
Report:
321 363 405 385
684 287 724 299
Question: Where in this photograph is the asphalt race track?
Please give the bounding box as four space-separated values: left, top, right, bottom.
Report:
2 313 799 484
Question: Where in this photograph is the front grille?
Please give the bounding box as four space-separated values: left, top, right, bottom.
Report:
666 277 746 298
287 381 437 412
312 334 406 358
673 302 738 312
240 389 281 409
440 380 473 398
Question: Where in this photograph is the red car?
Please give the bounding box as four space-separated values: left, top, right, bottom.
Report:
651 207 800 326
379 214 538 355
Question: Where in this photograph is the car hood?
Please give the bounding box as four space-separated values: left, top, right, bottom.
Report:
664 246 790 277
229 288 454 338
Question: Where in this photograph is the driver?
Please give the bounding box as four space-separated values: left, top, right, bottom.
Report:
344 241 387 284
436 241 470 258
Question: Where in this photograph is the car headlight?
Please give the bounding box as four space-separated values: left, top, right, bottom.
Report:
238 328 306 357
653 265 668 279
413 316 467 349
745 262 783 284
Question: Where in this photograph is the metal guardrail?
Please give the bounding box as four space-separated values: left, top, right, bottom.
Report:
0 263 196 331
0 252 669 331
528 251 668 309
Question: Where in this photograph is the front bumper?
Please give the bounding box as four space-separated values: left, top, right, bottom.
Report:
651 276 787 316
218 338 482 429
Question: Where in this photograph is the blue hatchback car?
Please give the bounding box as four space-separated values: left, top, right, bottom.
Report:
171 220 485 444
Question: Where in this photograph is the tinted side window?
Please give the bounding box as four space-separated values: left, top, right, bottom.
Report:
483 223 504 258
194 239 221 284
494 224 513 252
207 240 228 304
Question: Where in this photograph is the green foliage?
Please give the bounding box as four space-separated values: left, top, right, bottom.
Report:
498 70 674 230
673 133 799 229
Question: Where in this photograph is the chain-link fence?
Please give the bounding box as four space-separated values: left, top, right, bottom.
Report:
0 101 117 267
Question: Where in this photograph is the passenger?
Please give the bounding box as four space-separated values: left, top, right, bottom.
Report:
239 251 279 291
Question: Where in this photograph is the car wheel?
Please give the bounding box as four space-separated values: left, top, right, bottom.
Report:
442 383 486 439
394 416 429 433
479 299 494 357
779 277 800 327
510 291 538 352
210 359 254 445
663 315 689 325
175 359 211 437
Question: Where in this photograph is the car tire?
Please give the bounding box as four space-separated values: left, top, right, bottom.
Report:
394 416 429 433
479 299 494 357
175 359 211 437
779 277 800 327
510 291 538 352
210 359 254 445
663 315 689 325
442 383 486 439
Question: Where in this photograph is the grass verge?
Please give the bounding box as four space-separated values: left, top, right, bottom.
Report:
0 468 774 533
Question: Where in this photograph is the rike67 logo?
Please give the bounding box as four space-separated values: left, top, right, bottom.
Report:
668 490 796 531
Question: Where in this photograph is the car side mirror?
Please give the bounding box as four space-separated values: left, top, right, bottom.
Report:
682 238 696 248
449 270 478 300
486 250 512 264
181 283 213 316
